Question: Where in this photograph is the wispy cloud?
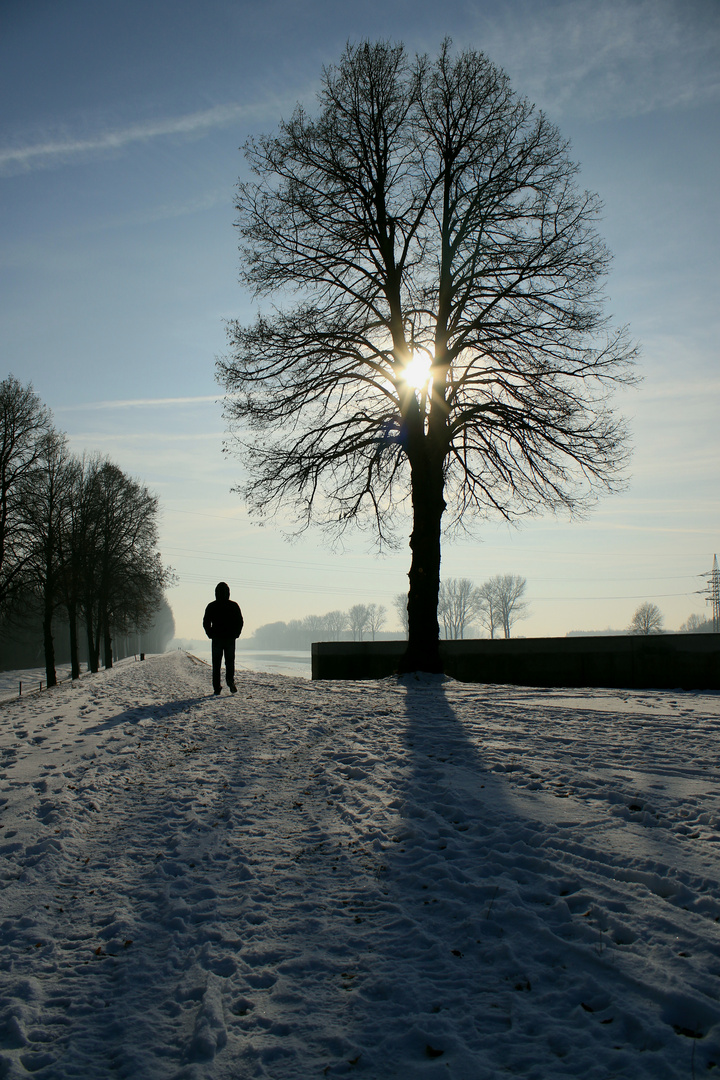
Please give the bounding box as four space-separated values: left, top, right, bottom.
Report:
55 395 221 411
0 98 290 177
476 0 720 120
67 431 224 442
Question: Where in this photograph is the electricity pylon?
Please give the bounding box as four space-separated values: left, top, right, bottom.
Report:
711 554 720 633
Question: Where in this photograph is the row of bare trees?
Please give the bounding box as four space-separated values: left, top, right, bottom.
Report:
249 603 388 649
0 376 172 685
396 575 529 640
346 604 387 641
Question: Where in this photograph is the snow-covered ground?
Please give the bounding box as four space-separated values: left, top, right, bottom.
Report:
1 652 719 1079
0 664 87 703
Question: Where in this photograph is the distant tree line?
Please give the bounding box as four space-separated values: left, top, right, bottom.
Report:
248 603 388 649
679 613 714 634
396 576 529 640
248 590 715 646
0 376 173 685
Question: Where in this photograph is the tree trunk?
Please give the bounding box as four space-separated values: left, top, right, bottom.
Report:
399 453 446 674
68 601 80 680
42 606 57 689
103 617 113 669
85 606 99 673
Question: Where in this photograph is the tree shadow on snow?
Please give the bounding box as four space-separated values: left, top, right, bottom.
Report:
345 675 528 1075
81 696 208 734
338 675 714 1078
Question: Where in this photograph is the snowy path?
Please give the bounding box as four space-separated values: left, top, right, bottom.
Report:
1 652 720 1078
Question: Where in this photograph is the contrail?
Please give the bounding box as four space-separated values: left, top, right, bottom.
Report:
55 395 222 411
0 99 289 174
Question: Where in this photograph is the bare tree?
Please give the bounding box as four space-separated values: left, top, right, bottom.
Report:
680 613 711 633
348 603 370 641
0 375 54 609
302 613 328 638
323 609 348 640
22 430 75 687
437 582 452 639
394 593 409 637
475 579 500 639
220 40 635 673
366 603 387 640
629 602 664 635
438 578 480 639
56 454 99 678
491 574 529 638
81 460 170 669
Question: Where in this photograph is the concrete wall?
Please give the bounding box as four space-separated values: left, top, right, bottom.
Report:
311 634 720 690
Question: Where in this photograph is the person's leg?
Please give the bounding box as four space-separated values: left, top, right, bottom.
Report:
224 639 237 692
211 639 223 694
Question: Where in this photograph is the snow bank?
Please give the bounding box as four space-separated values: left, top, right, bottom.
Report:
1 651 719 1078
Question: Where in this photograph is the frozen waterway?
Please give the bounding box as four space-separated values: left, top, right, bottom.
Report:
1 651 719 1078
191 647 311 679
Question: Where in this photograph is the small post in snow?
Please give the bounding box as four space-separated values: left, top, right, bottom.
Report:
19 682 22 697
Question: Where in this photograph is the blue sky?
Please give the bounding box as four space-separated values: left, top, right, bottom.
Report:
2 0 718 640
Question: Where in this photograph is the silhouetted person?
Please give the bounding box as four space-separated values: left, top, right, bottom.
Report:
203 581 244 695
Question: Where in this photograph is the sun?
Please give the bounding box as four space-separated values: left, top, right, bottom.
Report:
401 351 433 390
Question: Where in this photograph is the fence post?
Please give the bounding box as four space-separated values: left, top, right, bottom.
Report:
19 681 22 697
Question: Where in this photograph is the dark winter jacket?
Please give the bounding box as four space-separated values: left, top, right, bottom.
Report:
203 593 244 640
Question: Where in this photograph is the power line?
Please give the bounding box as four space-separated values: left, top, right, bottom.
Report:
174 572 391 598
162 545 710 584
162 545 402 577
530 591 695 602
174 567 696 604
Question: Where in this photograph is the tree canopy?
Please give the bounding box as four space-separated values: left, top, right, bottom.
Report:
220 40 636 671
0 375 53 609
629 602 664 636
